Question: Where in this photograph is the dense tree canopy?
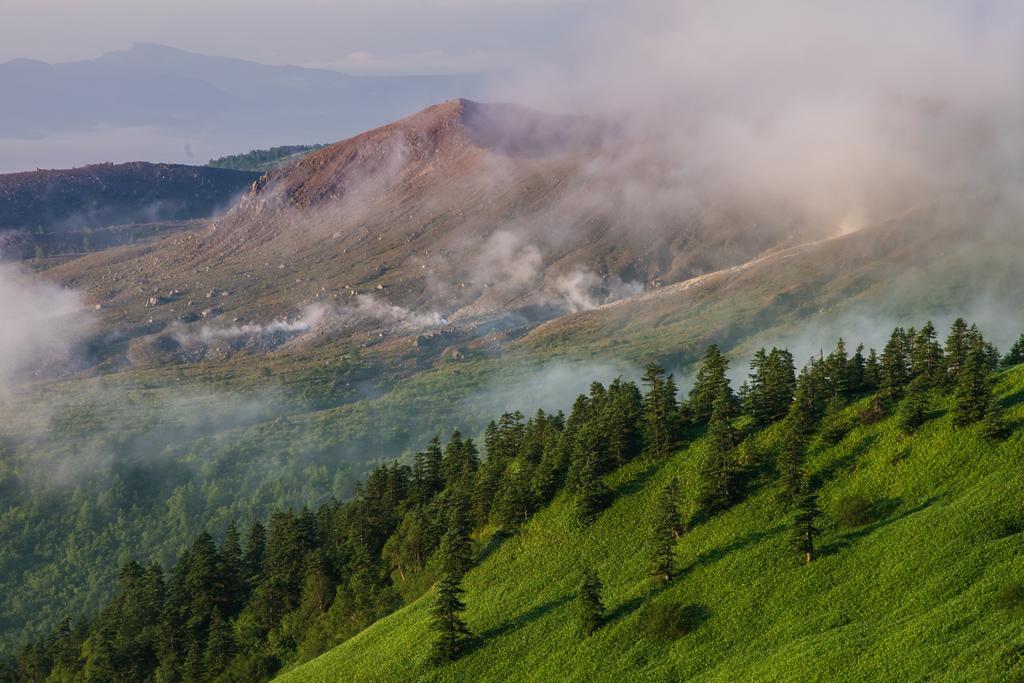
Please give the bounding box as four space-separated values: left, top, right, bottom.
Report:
13 319 1015 681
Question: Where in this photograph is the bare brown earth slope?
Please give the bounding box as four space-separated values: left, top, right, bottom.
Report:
45 99 828 372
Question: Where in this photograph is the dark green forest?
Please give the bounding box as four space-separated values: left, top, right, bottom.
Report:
207 146 327 172
6 319 1018 682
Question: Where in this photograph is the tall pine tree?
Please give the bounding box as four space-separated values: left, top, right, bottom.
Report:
578 568 605 636
878 328 909 409
898 373 930 434
698 386 737 514
689 345 734 423
573 453 608 526
953 338 993 427
790 475 821 565
641 363 680 458
650 478 682 583
1001 334 1024 368
778 415 806 501
429 574 472 664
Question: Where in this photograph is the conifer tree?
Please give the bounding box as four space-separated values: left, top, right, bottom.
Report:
430 572 472 665
422 436 445 497
944 317 970 389
141 562 166 632
531 435 569 506
242 522 266 591
219 521 245 614
787 366 820 436
819 395 848 445
346 533 383 619
436 491 474 578
641 363 680 457
1002 334 1024 368
296 551 334 625
983 341 1002 372
898 373 930 434
910 321 944 386
980 393 1009 440
604 378 644 467
204 610 236 679
847 344 867 394
698 387 736 514
471 459 504 527
183 530 221 627
689 345 734 423
442 431 479 487
878 329 909 409
296 506 320 553
494 463 534 531
953 338 992 427
573 453 608 526
778 416 806 501
182 640 205 683
863 348 881 389
383 511 426 583
429 488 477 668
578 568 605 636
650 478 682 583
824 338 851 398
746 347 796 426
790 476 821 565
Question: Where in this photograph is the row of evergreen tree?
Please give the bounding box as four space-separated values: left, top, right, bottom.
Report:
12 320 1018 681
573 320 1017 638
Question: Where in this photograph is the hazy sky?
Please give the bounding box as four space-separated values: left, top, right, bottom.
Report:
0 0 596 74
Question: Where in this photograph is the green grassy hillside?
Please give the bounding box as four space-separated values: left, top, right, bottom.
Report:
281 367 1024 682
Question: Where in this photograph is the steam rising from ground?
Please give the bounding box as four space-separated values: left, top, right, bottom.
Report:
0 265 93 389
173 295 447 347
553 270 644 313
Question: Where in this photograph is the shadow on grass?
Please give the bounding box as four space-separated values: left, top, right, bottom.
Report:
732 441 781 499
475 530 511 566
999 386 1024 410
677 603 711 633
677 524 787 580
478 593 574 640
607 594 649 623
821 495 938 556
989 389 1024 433
610 461 662 500
817 433 878 483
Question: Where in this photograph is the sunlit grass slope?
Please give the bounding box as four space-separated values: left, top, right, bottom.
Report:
280 367 1024 682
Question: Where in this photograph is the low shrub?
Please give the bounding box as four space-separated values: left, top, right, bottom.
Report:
834 493 875 528
996 582 1024 617
638 602 706 640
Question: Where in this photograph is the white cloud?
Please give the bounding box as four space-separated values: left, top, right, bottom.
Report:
0 265 93 389
304 49 515 75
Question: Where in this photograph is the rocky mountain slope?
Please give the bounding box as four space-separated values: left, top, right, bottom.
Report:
44 99 826 373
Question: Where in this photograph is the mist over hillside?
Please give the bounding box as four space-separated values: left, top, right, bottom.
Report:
3 1 1024 680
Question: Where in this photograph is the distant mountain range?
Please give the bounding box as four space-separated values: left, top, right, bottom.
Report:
0 42 485 172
